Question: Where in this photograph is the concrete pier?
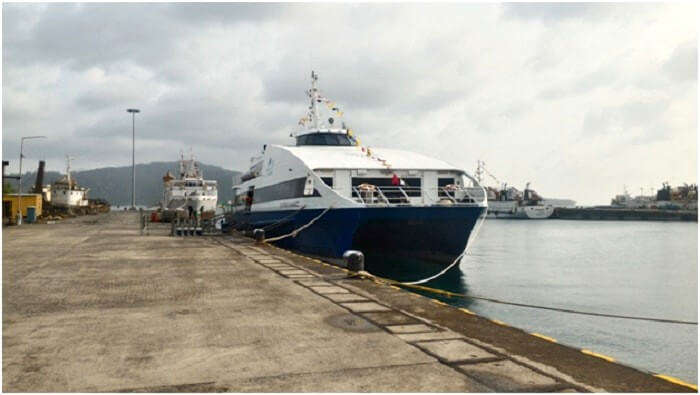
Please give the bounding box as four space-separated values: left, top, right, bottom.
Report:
2 212 695 392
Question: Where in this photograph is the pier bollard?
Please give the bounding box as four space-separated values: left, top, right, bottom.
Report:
253 229 265 243
343 250 365 272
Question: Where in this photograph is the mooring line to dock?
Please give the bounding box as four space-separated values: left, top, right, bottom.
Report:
261 205 307 232
263 206 333 242
366 274 698 325
401 213 487 285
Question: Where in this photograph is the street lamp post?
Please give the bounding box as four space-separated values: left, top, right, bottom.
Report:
17 135 46 225
127 109 140 210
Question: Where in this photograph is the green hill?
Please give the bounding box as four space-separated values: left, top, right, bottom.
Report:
7 161 240 206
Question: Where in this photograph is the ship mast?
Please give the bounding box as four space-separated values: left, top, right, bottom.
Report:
179 150 185 178
66 155 73 189
310 71 321 130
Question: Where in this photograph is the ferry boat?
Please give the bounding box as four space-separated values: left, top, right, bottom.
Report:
161 152 218 219
230 72 487 265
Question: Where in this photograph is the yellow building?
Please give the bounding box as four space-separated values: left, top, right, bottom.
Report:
3 194 43 223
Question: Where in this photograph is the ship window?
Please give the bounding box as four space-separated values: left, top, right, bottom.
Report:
321 177 333 188
296 133 354 146
438 178 455 197
250 177 321 204
438 178 454 186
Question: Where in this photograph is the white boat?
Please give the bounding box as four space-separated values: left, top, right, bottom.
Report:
229 72 487 265
475 162 572 219
486 183 554 219
51 156 89 208
162 152 218 218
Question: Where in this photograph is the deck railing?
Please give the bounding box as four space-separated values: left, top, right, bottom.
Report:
351 185 486 207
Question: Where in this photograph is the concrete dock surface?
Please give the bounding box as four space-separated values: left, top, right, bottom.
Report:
2 212 694 392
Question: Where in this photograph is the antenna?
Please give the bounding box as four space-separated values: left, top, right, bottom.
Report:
310 71 321 130
475 160 484 184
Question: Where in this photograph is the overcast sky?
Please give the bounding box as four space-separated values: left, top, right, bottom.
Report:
3 2 696 205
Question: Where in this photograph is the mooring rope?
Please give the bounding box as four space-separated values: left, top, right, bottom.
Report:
263 206 333 242
262 205 307 232
366 273 697 325
401 212 486 285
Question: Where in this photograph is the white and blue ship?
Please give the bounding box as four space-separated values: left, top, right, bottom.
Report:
229 72 487 266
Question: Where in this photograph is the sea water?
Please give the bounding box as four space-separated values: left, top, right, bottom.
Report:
366 219 698 383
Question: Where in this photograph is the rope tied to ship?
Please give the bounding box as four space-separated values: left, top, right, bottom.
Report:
401 212 487 285
263 206 333 243
261 205 307 232
360 273 697 325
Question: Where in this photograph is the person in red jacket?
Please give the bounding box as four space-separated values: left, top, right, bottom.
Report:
391 173 400 186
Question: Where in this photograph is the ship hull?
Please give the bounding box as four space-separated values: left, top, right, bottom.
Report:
231 206 486 266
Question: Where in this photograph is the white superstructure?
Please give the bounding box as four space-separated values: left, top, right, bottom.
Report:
234 72 486 212
162 152 218 216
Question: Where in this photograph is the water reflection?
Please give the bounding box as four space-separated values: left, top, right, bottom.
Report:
364 219 698 384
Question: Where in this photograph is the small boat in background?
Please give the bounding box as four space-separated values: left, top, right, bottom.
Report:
486 182 554 219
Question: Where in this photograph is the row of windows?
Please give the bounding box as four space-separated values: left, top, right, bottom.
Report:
319 177 456 191
235 177 459 206
296 133 355 146
235 177 320 206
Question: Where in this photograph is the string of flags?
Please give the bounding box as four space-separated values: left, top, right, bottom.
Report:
296 86 392 169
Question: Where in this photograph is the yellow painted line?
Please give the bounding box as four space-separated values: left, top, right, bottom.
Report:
581 349 615 363
459 307 476 315
431 299 447 306
530 332 557 343
654 374 698 390
490 319 509 326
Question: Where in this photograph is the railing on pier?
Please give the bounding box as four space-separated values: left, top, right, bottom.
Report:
351 185 486 207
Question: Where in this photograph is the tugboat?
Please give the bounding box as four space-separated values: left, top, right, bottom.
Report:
475 161 569 219
161 152 218 220
229 72 487 265
486 182 554 219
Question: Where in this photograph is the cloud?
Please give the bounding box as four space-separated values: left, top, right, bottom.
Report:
663 41 697 83
502 3 613 22
2 3 696 205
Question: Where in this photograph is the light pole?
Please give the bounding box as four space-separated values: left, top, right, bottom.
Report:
127 109 140 210
17 135 46 225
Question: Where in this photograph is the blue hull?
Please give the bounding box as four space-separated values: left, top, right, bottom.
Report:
231 206 486 266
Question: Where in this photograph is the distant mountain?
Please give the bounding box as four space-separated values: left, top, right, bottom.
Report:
7 162 241 206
